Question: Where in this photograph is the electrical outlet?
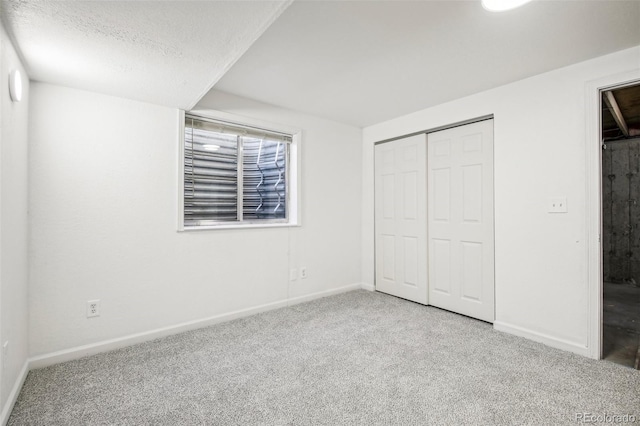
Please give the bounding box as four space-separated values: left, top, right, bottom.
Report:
300 267 308 279
290 269 298 281
87 300 100 318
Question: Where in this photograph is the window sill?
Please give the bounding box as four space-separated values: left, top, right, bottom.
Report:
178 222 300 232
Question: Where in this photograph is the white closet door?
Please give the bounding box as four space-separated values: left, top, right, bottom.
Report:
375 134 428 304
428 120 494 322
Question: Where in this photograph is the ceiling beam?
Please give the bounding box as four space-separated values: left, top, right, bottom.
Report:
603 91 630 137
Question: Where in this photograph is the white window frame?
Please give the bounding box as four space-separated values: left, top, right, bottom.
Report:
178 109 301 231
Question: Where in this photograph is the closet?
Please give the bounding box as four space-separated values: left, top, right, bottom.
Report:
374 119 495 322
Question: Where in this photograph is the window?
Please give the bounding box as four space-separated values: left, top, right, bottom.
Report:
180 112 299 229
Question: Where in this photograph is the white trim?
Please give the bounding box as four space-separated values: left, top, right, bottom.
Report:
285 283 363 307
1 360 28 425
361 283 375 292
28 283 362 370
189 109 302 137
585 69 640 360
494 321 590 358
289 131 301 227
181 222 301 232
177 109 186 231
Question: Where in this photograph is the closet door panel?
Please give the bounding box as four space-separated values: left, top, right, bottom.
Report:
375 134 428 304
428 120 494 322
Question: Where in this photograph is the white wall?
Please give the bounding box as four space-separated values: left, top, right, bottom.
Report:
0 23 30 417
29 84 362 358
195 90 363 297
362 46 640 356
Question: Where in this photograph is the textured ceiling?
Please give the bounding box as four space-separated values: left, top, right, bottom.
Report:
215 0 640 127
1 0 292 109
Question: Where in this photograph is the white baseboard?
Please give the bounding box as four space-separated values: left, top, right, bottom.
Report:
29 283 363 370
361 282 375 292
1 360 28 426
286 283 363 306
494 320 590 357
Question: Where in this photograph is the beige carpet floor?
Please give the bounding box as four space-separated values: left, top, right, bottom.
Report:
8 290 640 425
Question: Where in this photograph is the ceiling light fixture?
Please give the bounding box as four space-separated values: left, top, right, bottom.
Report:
9 69 22 102
482 0 532 12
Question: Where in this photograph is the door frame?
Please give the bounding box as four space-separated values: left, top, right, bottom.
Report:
585 70 640 360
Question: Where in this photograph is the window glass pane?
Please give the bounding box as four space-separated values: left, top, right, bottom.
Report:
184 123 238 225
243 137 287 221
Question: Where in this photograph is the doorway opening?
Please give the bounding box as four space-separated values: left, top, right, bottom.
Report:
601 82 640 369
